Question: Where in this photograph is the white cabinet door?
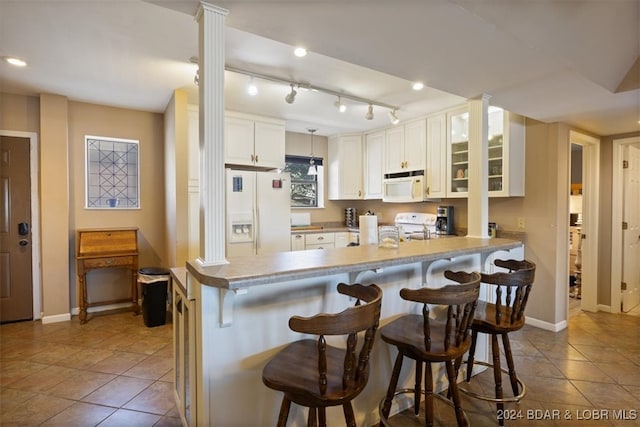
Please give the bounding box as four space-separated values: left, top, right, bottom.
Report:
291 234 305 251
426 114 446 198
364 131 384 199
385 126 405 174
328 134 363 200
403 119 426 172
224 116 255 166
254 121 285 169
334 232 349 248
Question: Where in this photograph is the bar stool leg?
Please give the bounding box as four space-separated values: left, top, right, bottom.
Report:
307 407 316 427
343 402 356 427
491 334 505 426
277 397 291 427
319 407 327 427
414 361 423 415
425 362 434 427
446 360 468 427
465 330 479 382
380 352 404 421
502 333 520 396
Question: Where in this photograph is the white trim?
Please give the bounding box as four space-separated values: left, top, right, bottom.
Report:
611 135 640 313
42 313 71 324
569 131 600 313
0 130 41 320
70 301 135 316
525 316 567 332
597 304 612 313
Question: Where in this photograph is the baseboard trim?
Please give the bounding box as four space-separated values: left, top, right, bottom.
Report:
525 317 567 332
71 302 134 316
41 313 71 324
597 304 612 313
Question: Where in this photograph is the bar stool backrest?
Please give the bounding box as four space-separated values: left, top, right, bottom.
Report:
482 259 536 326
288 283 383 394
399 271 481 352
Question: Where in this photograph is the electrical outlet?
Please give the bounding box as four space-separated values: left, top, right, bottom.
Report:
517 217 525 229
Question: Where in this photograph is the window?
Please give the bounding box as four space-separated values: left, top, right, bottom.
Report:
85 135 140 209
284 155 323 208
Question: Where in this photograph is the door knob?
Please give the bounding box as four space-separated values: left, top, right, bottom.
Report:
19 239 29 246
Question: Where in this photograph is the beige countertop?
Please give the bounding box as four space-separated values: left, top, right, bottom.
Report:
186 236 523 290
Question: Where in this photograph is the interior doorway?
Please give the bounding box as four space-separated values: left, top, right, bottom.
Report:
568 131 599 314
568 143 583 317
611 136 640 315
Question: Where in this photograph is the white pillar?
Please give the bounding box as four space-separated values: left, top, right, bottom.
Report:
196 2 228 265
467 95 490 238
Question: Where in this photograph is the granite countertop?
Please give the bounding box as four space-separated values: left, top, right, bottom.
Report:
187 236 523 290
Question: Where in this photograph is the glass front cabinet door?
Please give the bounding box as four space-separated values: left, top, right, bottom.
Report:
447 106 525 198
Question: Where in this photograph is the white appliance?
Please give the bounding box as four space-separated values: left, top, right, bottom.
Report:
394 212 437 240
226 169 291 257
383 173 425 203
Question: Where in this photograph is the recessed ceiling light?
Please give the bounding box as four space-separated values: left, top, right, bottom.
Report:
412 82 424 91
294 47 308 57
3 56 27 67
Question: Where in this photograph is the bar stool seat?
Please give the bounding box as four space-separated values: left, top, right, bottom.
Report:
457 259 536 426
379 271 481 427
262 283 383 427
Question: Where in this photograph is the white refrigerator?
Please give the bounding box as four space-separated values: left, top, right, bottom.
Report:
226 169 291 257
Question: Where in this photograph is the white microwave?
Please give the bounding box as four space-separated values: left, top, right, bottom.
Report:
382 173 425 203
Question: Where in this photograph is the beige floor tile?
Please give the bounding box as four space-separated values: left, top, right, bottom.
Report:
154 415 184 427
0 393 74 426
593 361 640 386
549 359 615 383
123 380 176 415
0 387 38 413
47 370 116 400
82 376 153 407
0 359 49 387
7 365 81 393
52 347 114 369
86 350 148 374
98 408 161 426
40 401 115 426
570 379 639 409
123 354 172 380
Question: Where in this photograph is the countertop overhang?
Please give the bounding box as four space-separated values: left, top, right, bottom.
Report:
187 236 522 290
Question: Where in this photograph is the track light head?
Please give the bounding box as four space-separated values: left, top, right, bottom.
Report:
335 96 346 113
285 84 297 104
389 109 400 125
365 104 374 120
247 77 258 96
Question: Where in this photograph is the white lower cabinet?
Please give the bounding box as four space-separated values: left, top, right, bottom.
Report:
334 232 349 248
290 234 305 251
173 279 197 427
305 232 335 250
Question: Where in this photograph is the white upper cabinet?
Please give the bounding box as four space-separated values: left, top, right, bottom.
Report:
446 106 525 198
425 113 447 199
384 119 426 174
224 112 285 169
328 134 363 200
364 130 385 199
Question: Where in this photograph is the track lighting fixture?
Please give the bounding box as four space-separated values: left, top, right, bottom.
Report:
365 104 374 120
285 84 297 104
307 128 317 176
335 97 346 113
389 109 400 125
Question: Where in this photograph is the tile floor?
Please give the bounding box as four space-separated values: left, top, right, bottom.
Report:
0 310 179 427
1 308 639 426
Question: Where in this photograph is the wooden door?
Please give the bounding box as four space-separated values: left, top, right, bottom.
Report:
622 145 640 312
1 136 33 322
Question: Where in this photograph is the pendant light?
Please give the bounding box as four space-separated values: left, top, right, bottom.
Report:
307 128 317 175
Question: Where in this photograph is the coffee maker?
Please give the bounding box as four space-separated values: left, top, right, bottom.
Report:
435 205 455 235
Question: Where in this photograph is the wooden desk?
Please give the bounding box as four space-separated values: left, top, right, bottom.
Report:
76 228 139 324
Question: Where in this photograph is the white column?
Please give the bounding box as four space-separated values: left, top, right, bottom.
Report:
467 95 491 238
196 2 228 265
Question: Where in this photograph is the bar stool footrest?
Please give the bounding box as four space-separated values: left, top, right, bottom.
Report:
458 360 526 403
378 388 470 427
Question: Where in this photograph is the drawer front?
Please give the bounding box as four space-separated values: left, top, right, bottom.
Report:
305 233 335 245
305 242 335 250
82 256 134 269
78 229 138 257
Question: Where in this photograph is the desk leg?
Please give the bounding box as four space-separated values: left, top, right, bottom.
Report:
79 273 88 324
132 269 140 315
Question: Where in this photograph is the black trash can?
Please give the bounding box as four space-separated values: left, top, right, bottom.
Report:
138 267 170 327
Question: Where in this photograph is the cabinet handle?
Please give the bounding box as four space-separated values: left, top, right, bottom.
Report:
318 236 324 240
358 190 362 197
255 155 259 163
250 154 255 162
426 186 430 196
295 235 302 239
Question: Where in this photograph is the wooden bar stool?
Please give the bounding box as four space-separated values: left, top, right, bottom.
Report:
262 283 383 427
378 271 481 427
457 259 536 426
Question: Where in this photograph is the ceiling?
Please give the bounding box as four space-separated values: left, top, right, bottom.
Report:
1 0 638 137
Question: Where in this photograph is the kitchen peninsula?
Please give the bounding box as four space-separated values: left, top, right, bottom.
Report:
173 236 524 426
